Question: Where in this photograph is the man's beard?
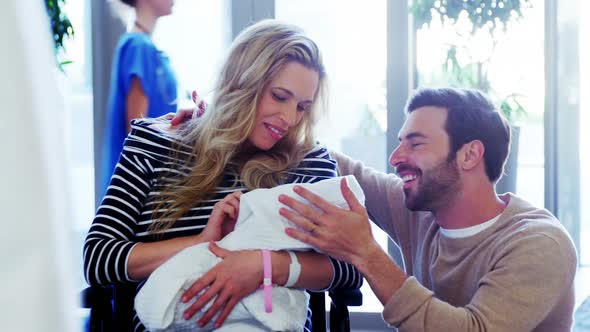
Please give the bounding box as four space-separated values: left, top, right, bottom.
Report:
403 157 461 212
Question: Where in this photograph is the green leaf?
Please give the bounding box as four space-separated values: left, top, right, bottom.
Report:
411 0 532 123
409 0 533 35
44 0 75 69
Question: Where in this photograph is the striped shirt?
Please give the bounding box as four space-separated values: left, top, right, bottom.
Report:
83 119 362 331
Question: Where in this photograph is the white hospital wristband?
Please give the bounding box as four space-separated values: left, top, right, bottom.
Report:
284 251 301 288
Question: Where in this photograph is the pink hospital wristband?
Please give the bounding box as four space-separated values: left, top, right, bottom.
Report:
262 249 272 313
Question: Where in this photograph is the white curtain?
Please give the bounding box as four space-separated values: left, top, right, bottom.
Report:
0 1 75 331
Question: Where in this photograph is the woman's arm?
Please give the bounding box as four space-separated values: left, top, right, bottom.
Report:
129 190 242 280
84 126 233 285
180 245 359 330
271 250 361 291
126 77 148 132
83 136 199 285
180 244 336 329
127 236 204 281
270 250 333 290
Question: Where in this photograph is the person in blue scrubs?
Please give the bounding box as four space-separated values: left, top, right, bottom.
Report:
101 0 178 194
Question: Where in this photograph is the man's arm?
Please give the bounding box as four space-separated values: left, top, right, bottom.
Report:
281 175 577 331
331 151 409 244
351 241 406 305
381 231 577 331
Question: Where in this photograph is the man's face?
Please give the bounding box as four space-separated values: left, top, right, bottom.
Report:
389 106 462 211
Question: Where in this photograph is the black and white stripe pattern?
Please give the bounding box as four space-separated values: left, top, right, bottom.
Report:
83 119 362 331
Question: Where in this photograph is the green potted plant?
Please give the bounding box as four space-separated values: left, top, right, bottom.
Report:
410 0 532 193
44 0 74 70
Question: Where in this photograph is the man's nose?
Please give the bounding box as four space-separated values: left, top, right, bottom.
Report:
389 145 405 168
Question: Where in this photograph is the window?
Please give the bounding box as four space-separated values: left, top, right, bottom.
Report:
61 0 94 328
276 0 389 313
62 0 94 282
415 0 545 207
153 0 231 104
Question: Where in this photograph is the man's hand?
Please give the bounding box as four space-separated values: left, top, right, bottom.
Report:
155 90 207 126
169 109 194 126
171 90 207 126
279 177 378 267
280 177 407 304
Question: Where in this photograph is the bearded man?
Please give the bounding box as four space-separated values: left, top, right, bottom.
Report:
280 87 577 332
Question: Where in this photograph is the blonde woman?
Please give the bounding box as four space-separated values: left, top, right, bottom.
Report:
84 20 362 332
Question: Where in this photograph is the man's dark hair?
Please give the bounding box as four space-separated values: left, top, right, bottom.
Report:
405 87 511 183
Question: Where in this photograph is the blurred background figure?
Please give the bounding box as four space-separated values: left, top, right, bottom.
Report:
0 1 75 331
100 0 178 194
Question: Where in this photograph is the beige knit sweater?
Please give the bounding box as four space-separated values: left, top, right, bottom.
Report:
334 151 577 332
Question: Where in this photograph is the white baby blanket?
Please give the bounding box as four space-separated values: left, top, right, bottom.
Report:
135 175 365 331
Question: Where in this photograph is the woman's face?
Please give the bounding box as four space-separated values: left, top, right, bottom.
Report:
248 62 319 151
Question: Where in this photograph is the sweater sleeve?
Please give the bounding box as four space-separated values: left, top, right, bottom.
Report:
382 230 577 331
83 132 156 286
332 150 410 245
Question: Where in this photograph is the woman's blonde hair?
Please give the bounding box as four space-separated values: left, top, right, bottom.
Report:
150 19 327 233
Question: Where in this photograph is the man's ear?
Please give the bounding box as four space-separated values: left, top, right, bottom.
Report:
458 140 485 171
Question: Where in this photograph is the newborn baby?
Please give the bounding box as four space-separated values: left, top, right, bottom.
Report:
135 175 365 331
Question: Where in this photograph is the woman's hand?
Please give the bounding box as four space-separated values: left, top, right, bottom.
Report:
181 242 263 328
200 191 242 243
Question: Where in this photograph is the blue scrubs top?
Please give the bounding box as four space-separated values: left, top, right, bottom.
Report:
101 33 178 195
